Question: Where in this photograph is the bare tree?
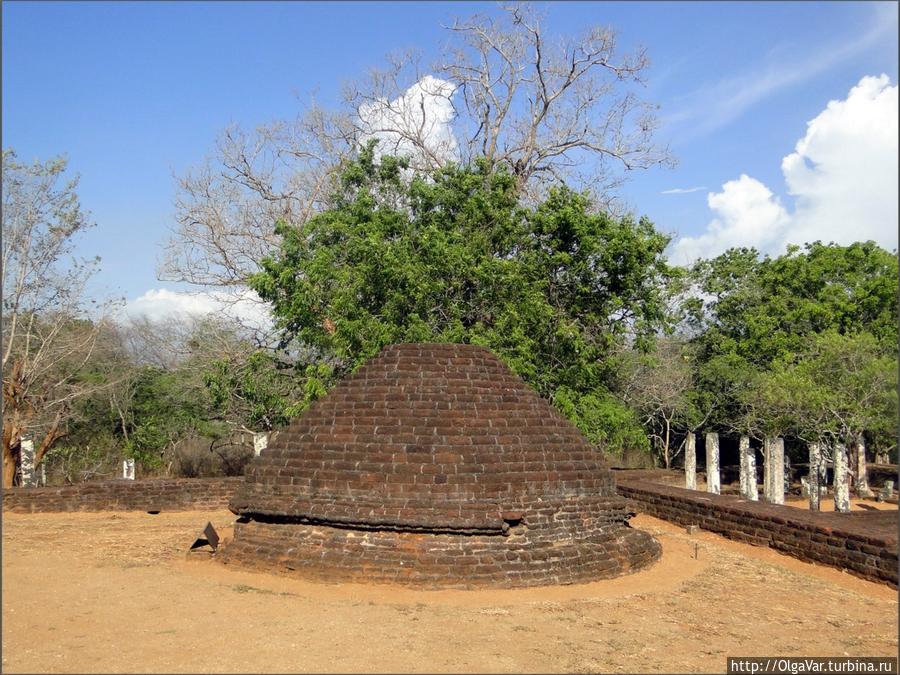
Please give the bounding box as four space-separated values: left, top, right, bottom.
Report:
163 4 672 293
2 150 119 486
619 338 695 469
438 5 670 198
160 114 345 289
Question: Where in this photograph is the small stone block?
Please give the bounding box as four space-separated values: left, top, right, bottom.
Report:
685 525 699 534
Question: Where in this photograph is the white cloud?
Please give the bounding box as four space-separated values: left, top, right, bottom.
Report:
670 175 790 264
122 287 273 332
661 186 707 195
779 75 898 252
358 75 459 167
670 75 899 265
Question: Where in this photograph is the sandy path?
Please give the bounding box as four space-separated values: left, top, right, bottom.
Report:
2 510 896 673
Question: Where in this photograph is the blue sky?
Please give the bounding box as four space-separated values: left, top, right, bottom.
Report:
3 1 898 317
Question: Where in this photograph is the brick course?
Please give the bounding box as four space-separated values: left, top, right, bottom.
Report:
3 477 242 513
617 478 898 587
223 343 661 587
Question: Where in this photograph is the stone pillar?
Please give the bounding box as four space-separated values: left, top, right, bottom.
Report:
40 462 46 487
20 438 35 488
684 432 697 490
253 432 269 457
739 435 757 501
833 443 851 513
764 437 784 505
853 436 871 497
808 442 821 511
773 437 785 504
123 458 135 480
705 432 720 495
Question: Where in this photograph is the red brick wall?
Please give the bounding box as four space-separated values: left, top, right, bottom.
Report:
221 497 661 588
618 478 898 587
233 343 618 530
224 343 662 588
2 478 242 513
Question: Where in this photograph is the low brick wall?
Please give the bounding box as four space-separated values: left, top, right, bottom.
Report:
618 478 898 587
2 478 242 513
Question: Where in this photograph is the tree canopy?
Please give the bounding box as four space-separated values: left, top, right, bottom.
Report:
250 144 676 454
689 241 898 367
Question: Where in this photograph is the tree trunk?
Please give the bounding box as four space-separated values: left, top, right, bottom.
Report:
2 446 18 487
34 410 66 466
663 419 671 470
684 432 696 490
2 421 21 488
705 432 720 495
833 443 851 513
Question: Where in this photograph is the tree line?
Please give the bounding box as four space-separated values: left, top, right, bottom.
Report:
3 6 896 488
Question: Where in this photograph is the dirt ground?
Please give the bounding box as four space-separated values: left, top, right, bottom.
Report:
782 495 898 512
2 509 896 674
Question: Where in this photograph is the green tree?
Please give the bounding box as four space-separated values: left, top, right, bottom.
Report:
116 316 303 472
204 349 307 432
690 242 898 368
250 146 676 456
758 331 897 449
687 242 899 435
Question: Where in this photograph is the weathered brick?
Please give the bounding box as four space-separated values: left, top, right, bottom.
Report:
3 477 241 513
223 343 661 588
617 476 897 588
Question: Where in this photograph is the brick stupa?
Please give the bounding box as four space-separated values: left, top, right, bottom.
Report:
222 343 661 587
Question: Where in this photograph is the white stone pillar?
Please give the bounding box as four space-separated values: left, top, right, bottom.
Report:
684 432 697 490
20 438 35 487
763 437 785 505
808 442 821 511
40 462 46 487
772 437 785 505
123 458 135 480
253 432 269 457
833 443 850 513
739 435 758 501
853 436 871 497
705 432 720 495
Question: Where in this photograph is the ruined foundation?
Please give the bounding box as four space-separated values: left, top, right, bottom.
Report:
222 343 661 588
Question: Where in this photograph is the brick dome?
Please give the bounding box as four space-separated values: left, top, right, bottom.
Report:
222 343 660 587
